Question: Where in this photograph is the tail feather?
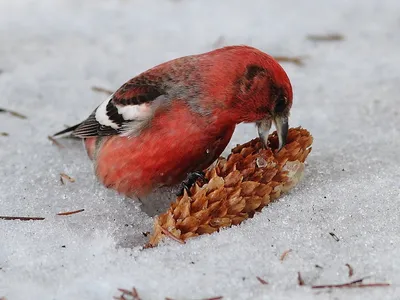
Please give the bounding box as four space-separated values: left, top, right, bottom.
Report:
53 123 81 137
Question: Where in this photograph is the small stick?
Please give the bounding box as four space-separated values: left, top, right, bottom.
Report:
0 216 45 221
280 249 292 261
329 232 340 242
312 278 390 289
0 132 9 136
91 86 114 95
312 277 364 289
315 264 323 269
142 243 155 249
57 209 84 216
297 272 305 286
0 107 27 119
307 33 344 41
160 226 186 244
273 56 306 66
48 136 65 149
256 276 268 285
60 173 76 184
116 288 141 300
345 263 354 277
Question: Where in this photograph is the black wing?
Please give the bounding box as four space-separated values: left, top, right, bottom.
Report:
53 79 164 138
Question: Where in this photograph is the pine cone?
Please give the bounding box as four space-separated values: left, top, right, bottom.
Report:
147 127 313 247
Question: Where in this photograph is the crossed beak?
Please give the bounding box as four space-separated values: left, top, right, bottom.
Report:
257 115 289 151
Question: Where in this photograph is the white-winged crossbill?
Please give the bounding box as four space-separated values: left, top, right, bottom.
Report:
54 45 293 198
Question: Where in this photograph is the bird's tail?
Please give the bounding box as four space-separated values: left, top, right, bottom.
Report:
53 123 81 137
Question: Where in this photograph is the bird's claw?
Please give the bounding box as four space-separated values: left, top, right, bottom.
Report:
177 171 208 196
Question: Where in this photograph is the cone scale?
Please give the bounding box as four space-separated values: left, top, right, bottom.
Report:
148 127 313 247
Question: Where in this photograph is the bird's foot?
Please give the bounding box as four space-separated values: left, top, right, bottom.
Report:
177 171 208 196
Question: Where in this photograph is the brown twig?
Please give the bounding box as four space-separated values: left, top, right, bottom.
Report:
297 272 305 286
312 277 390 289
345 263 354 277
0 216 45 221
160 226 186 244
329 232 340 242
142 243 155 249
280 249 292 261
48 136 65 149
0 132 9 136
307 33 344 42
91 86 113 95
115 288 142 300
57 209 84 216
60 173 76 184
327 283 390 288
273 56 306 66
256 276 268 285
0 107 27 119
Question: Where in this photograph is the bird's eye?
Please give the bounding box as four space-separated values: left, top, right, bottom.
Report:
275 96 287 114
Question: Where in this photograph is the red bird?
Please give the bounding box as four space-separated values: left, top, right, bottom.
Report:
54 45 293 198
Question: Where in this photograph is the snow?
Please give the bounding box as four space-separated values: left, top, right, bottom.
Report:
1 0 400 299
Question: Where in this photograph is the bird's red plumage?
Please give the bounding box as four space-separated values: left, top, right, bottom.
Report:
86 102 235 197
63 45 293 198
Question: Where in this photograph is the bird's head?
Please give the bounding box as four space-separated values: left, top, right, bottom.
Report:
212 46 293 151
242 61 293 151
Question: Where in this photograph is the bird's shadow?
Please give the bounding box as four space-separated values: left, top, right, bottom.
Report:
138 186 179 217
114 186 179 249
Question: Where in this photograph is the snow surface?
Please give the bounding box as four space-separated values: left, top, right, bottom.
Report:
1 0 400 299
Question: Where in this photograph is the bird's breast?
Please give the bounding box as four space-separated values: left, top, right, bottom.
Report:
86 103 235 197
